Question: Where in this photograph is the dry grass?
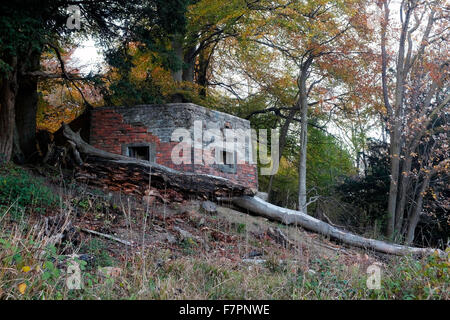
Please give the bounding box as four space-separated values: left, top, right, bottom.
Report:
0 167 448 300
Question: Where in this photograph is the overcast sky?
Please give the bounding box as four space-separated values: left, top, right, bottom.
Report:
71 37 104 74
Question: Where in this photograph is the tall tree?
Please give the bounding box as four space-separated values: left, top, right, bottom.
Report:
379 0 449 241
0 0 186 163
211 0 372 213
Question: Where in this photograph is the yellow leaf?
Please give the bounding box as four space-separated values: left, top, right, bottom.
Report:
18 283 27 295
21 266 31 273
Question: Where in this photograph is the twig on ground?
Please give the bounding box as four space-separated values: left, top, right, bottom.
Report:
79 227 134 246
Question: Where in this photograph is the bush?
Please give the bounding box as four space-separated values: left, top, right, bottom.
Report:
0 165 58 218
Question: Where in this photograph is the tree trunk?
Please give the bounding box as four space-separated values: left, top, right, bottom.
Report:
15 52 40 162
405 175 431 245
171 37 183 83
195 46 213 97
232 196 444 257
13 125 25 164
297 100 307 213
0 57 18 164
386 18 408 237
297 60 312 213
382 0 411 241
267 108 296 201
182 45 196 83
386 128 401 239
394 155 413 237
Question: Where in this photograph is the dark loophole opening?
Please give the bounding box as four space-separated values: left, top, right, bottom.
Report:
222 150 234 165
128 146 150 161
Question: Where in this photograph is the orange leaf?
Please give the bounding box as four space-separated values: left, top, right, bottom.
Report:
18 283 27 295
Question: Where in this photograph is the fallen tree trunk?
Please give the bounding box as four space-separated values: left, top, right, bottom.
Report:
232 196 445 257
61 123 255 198
61 123 443 257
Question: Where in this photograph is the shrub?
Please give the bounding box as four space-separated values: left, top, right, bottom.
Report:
0 165 58 218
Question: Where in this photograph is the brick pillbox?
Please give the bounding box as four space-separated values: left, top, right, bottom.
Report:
89 103 258 191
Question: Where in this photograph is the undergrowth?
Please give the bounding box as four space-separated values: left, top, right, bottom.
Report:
0 165 58 219
0 164 448 300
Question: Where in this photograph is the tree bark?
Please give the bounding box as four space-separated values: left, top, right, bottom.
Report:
405 175 431 245
0 57 18 164
386 127 401 239
232 195 444 257
297 59 312 213
196 45 213 97
297 97 308 213
385 1 413 240
182 45 196 83
15 50 40 162
171 37 184 83
394 155 413 237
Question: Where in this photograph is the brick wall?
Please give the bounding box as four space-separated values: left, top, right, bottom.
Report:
89 104 258 191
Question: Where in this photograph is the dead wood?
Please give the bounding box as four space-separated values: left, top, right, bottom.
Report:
61 123 255 199
79 227 134 246
232 196 446 257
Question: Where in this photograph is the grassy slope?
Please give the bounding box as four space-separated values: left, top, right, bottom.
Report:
0 165 448 300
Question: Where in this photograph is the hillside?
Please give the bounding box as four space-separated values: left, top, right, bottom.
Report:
0 165 448 300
